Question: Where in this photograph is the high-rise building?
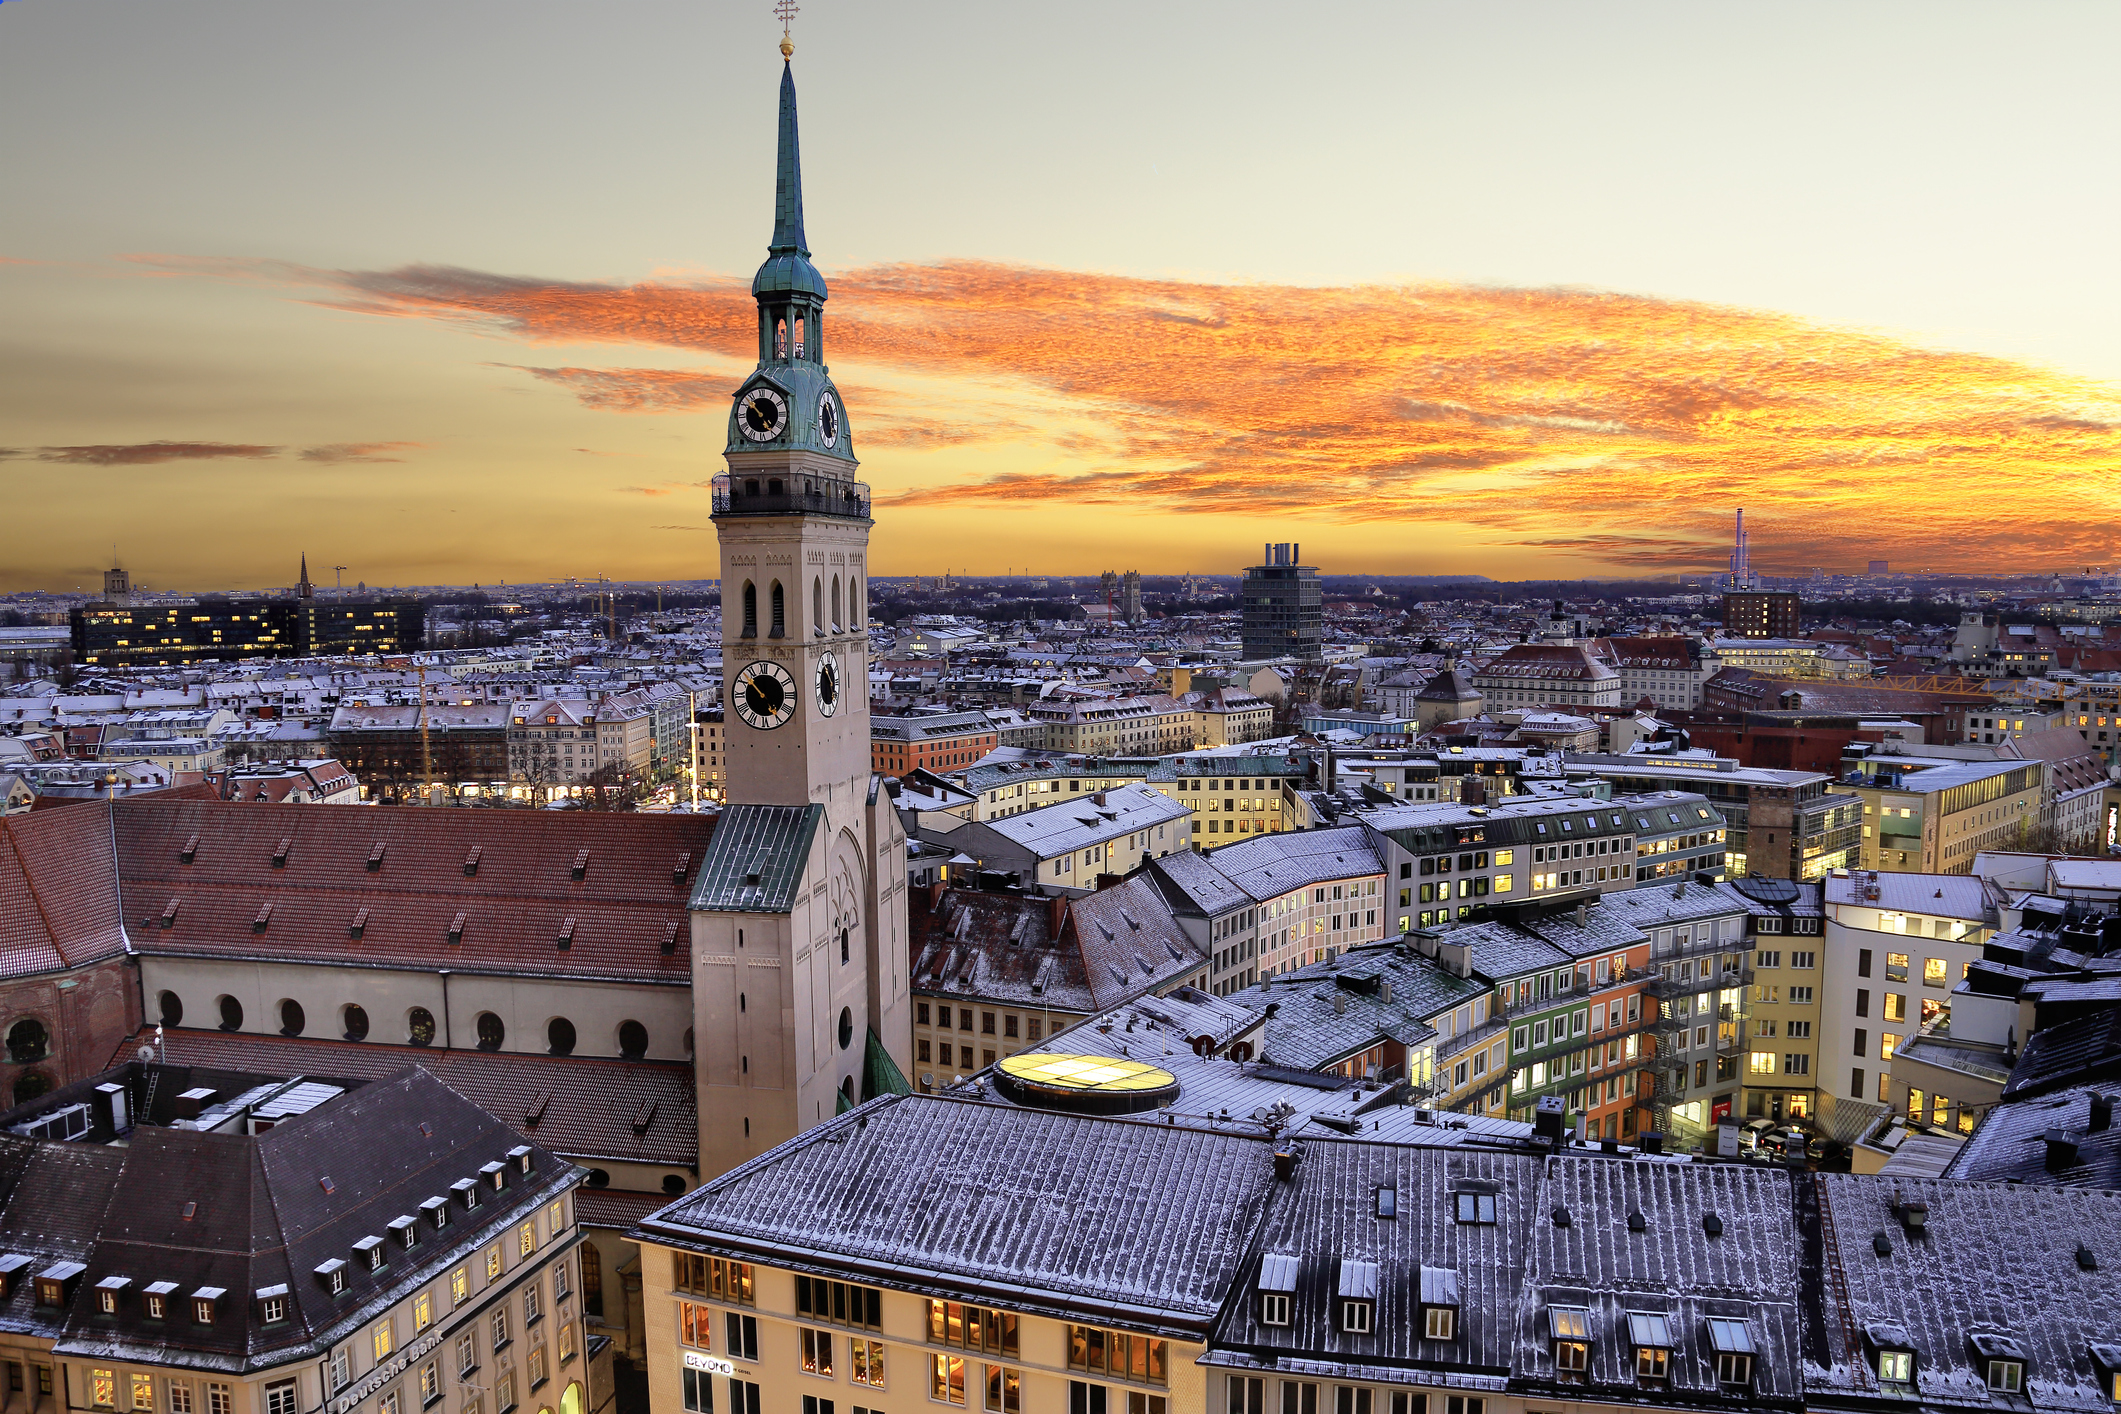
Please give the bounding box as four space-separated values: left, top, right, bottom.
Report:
1869 559 1890 575
1242 541 1321 662
1121 569 1143 624
695 45 912 1168
70 559 422 667
1721 589 1801 639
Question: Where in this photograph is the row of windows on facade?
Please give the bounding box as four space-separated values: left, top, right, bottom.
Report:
914 1004 1046 1042
676 1292 1166 1395
157 992 678 1058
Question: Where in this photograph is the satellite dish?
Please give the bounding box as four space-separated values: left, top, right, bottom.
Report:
136 1046 155 1064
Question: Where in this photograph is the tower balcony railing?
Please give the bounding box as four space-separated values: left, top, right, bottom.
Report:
711 473 871 520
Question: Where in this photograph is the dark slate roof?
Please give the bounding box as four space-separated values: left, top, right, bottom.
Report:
1207 826 1383 903
1235 944 1484 1068
0 1138 126 1339
0 1067 575 1371
1940 1083 2121 1188
1210 1141 1540 1379
1810 1173 2121 1411
689 803 822 913
1066 878 1210 1000
1148 849 1254 919
1513 1159 1803 1406
114 796 708 984
1999 1006 2121 1099
911 888 1091 1015
1454 920 1570 984
109 1027 698 1168
637 1093 1276 1336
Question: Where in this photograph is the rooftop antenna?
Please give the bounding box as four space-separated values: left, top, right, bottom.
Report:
775 0 798 56
334 565 348 601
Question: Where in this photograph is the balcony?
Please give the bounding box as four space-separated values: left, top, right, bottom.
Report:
711 473 871 520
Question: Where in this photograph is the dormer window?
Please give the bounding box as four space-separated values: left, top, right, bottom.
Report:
316 1259 348 1296
1628 1312 1673 1382
355 1236 386 1272
390 1216 419 1250
192 1287 224 1326
422 1196 450 1230
1707 1318 1754 1386
509 1145 534 1176
482 1160 508 1193
0 1255 29 1300
1550 1306 1591 1376
1418 1267 1458 1342
1970 1334 2028 1395
1337 1260 1377 1335
257 1285 290 1325
453 1177 481 1210
1879 1350 1913 1383
35 1263 84 1308
1257 1253 1296 1327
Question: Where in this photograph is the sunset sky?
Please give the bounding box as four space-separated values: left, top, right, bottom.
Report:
4 1 2119 593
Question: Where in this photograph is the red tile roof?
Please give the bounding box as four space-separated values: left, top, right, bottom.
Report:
0 804 128 978
114 797 714 984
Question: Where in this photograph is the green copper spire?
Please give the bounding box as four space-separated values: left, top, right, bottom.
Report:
752 59 827 301
770 61 807 257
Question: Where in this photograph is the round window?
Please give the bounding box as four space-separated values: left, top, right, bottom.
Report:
475 1012 505 1050
218 996 244 1032
157 992 183 1027
343 1004 370 1041
408 1007 436 1047
548 1018 577 1056
838 1006 854 1050
279 1000 305 1037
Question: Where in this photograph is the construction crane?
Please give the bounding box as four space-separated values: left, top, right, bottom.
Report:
333 565 348 600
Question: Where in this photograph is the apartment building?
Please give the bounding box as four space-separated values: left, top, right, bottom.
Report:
1818 870 1997 1117
1450 909 1653 1139
635 1090 2121 1414
871 713 999 777
1591 636 1717 710
1568 757 1860 881
924 784 1191 896
1842 755 2044 874
0 1064 591 1414
1713 877 1827 1125
1166 756 1305 840
1023 695 1197 756
1204 826 1388 976
2062 679 2121 767
1364 795 1653 937
1469 643 1622 712
957 760 1151 822
906 885 1208 1089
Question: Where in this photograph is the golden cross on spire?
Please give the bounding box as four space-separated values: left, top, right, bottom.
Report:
774 0 798 57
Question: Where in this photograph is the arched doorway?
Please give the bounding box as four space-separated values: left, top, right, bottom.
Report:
560 1383 583 1414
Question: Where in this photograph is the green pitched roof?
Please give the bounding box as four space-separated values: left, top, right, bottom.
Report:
861 1027 912 1102
688 803 823 913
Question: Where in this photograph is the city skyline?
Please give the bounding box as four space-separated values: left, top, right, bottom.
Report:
6 2 2121 592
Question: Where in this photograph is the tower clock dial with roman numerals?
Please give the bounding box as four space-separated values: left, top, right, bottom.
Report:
732 660 797 730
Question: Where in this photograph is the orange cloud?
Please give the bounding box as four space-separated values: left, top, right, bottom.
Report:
142 256 2121 573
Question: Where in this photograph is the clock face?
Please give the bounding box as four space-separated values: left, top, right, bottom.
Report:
815 650 840 717
737 386 788 442
732 660 797 730
816 392 840 448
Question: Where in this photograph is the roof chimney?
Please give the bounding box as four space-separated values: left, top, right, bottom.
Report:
1272 1149 1298 1181
2044 1129 2081 1172
1049 893 1069 939
1575 902 1589 927
2091 1094 2114 1134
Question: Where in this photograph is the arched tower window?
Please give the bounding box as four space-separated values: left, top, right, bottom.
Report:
775 318 787 359
831 575 842 630
813 576 823 632
770 582 785 638
854 576 864 627
793 315 805 360
742 582 758 638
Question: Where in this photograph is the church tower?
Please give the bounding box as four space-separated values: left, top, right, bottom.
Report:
690 36 911 1175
